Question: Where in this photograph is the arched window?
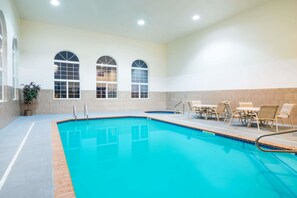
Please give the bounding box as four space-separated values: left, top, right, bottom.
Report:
131 60 148 98
96 56 117 98
54 51 80 99
12 38 18 100
0 11 7 102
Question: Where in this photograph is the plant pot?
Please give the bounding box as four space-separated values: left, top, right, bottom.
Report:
24 110 32 116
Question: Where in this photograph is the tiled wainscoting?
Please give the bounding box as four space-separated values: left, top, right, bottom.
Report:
166 88 297 124
0 86 20 128
21 90 167 115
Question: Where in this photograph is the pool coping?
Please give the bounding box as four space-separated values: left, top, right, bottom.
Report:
52 122 76 198
51 115 297 197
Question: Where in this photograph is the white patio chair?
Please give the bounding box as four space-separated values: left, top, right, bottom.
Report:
277 103 295 128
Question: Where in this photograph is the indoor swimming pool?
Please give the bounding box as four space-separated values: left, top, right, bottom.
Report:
57 117 297 198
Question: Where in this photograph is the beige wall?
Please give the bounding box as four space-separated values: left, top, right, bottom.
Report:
0 86 20 128
20 90 166 115
167 0 297 91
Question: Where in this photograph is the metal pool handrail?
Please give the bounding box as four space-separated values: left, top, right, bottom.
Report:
174 101 184 114
255 128 297 153
73 105 77 120
84 105 88 120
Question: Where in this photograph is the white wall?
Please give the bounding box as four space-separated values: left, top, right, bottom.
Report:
167 0 297 91
0 0 20 87
19 20 167 92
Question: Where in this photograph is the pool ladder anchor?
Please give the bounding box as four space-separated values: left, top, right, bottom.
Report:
255 128 297 153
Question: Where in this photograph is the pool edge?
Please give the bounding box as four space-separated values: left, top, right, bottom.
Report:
52 122 76 198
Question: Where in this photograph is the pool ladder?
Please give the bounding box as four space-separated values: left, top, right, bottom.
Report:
255 128 297 153
72 105 89 120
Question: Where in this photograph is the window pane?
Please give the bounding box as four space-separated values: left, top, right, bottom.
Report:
108 84 117 98
140 85 148 98
131 84 139 98
132 60 147 68
96 83 106 98
68 82 80 98
97 66 117 82
97 56 116 65
54 81 67 98
132 69 148 83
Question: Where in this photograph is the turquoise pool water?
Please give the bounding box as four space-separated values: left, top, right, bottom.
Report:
58 117 297 198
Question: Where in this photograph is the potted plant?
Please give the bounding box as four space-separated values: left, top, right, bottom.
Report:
22 82 41 116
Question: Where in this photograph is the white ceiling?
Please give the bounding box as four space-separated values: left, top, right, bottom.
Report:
14 0 269 43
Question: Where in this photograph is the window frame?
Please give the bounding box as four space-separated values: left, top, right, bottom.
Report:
131 60 149 99
12 37 18 100
0 11 7 102
96 56 118 99
53 51 81 100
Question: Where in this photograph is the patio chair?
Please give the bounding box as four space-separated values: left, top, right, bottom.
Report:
249 105 279 132
187 101 201 118
212 102 226 121
225 103 245 126
277 103 295 128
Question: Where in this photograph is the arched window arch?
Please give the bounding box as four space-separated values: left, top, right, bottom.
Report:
12 38 18 100
54 51 80 99
131 60 149 98
0 11 7 102
96 55 117 98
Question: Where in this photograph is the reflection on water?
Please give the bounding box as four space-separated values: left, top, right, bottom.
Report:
60 129 81 166
131 125 150 157
59 120 151 163
97 128 119 161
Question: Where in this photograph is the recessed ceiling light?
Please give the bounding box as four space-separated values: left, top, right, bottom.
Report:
51 0 60 6
137 20 145 26
192 15 200 21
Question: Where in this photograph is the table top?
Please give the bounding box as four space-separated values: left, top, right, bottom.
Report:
236 107 260 111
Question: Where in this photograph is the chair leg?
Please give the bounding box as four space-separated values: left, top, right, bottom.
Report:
280 117 284 126
275 118 278 132
289 116 294 128
223 115 228 124
228 115 234 127
272 118 278 132
257 119 260 131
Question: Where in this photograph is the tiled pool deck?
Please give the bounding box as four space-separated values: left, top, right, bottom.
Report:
0 112 297 197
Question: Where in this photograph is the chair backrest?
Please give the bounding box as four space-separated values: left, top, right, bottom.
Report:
216 102 226 113
258 105 279 119
279 103 295 117
187 101 193 111
239 102 253 107
224 103 233 115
